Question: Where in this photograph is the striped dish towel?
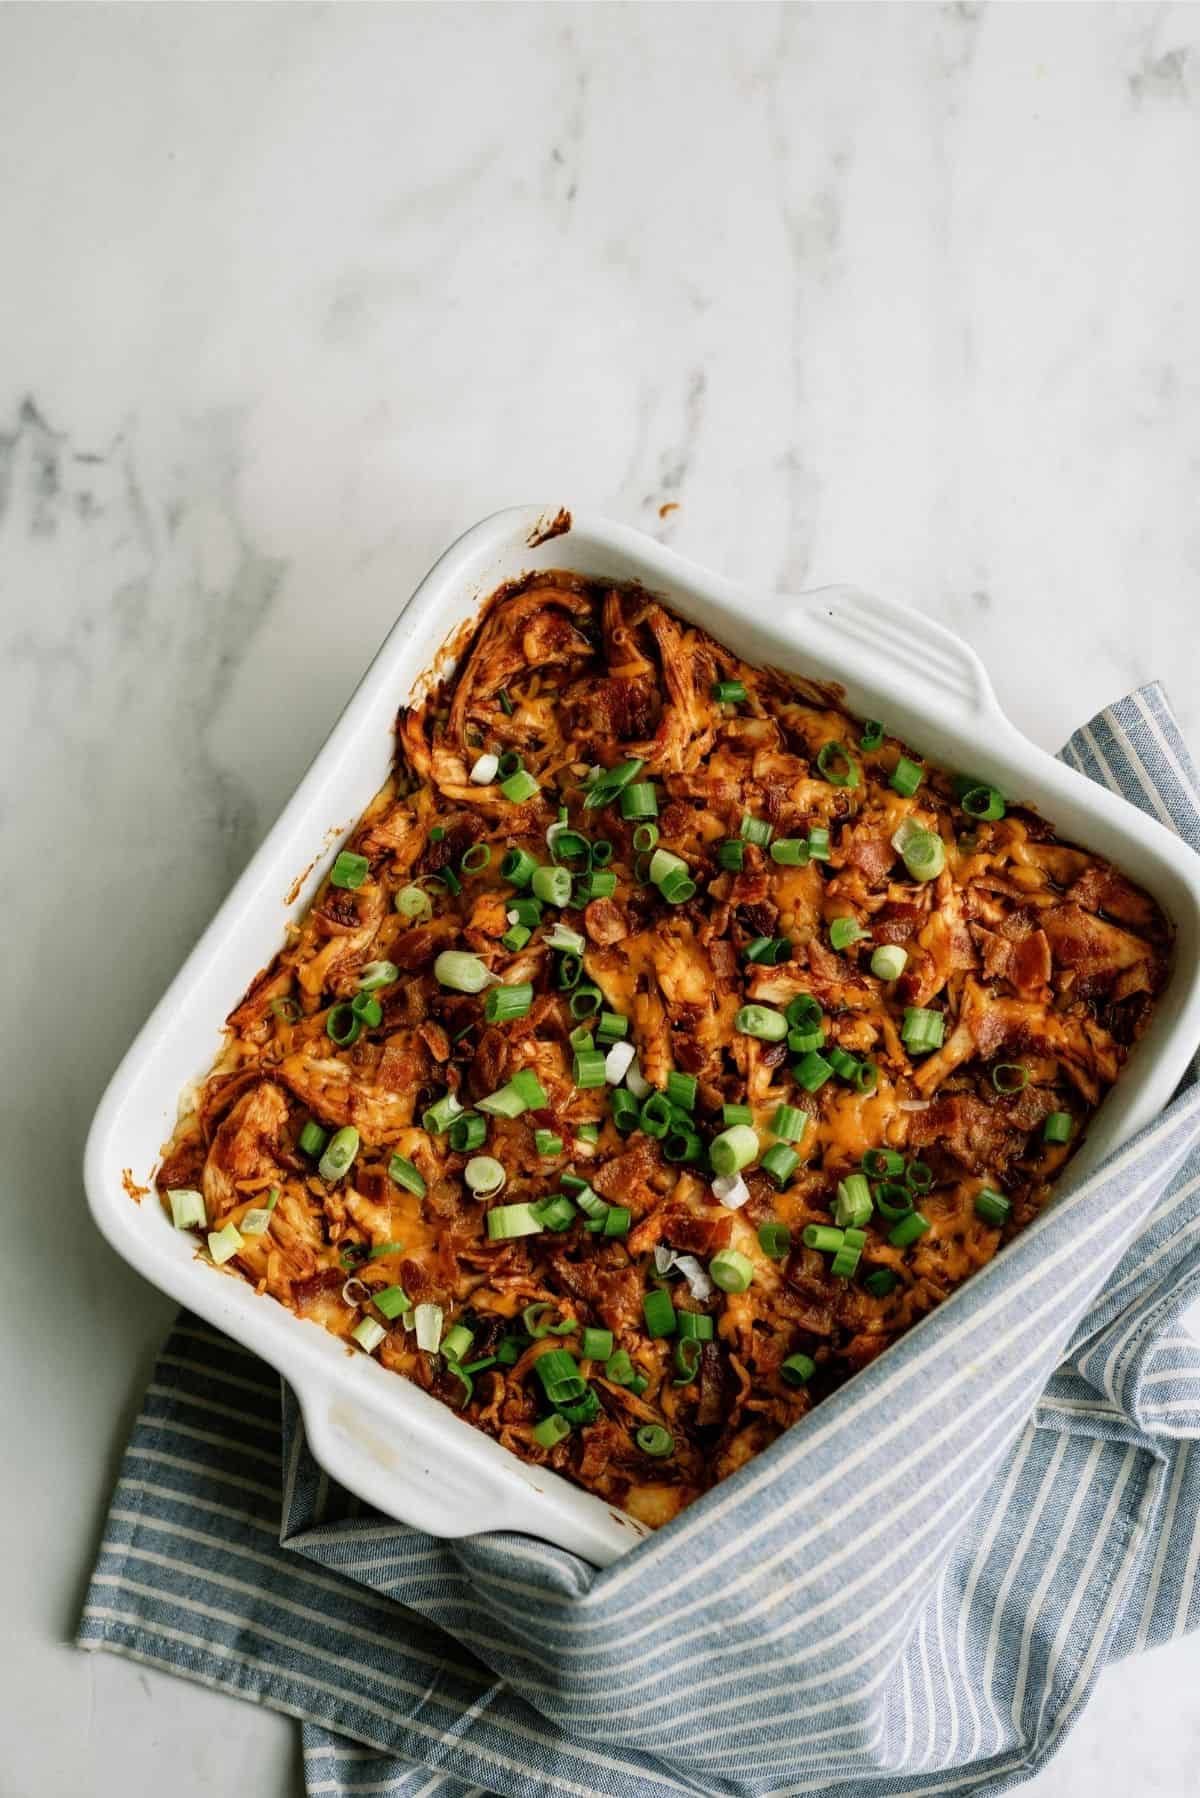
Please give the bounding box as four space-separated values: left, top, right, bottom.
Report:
79 683 1200 1798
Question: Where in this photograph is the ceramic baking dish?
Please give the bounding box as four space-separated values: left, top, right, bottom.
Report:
84 505 1200 1566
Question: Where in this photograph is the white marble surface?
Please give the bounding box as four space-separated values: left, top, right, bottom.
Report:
3 4 1200 1794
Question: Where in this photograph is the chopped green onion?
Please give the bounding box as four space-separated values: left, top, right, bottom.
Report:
770 838 810 866
642 1288 677 1337
619 783 659 820
486 1202 544 1240
508 895 543 927
666 1071 698 1112
581 1327 613 1362
485 982 534 1023
464 1155 505 1197
862 1147 905 1179
860 721 884 751
330 850 369 889
781 1353 816 1386
532 865 572 907
817 742 860 788
532 1412 571 1447
460 843 492 875
786 995 823 1032
739 814 774 847
760 1143 799 1189
591 838 614 866
441 1322 474 1364
636 1425 674 1457
388 1154 426 1197
533 1194 578 1231
438 865 463 897
373 1285 411 1319
722 1103 754 1127
834 1173 873 1228
632 822 659 852
873 1181 914 1220
367 1239 403 1260
557 1387 601 1424
577 870 618 901
396 884 433 920
478 1068 547 1116
870 945 908 981
890 756 923 797
677 1311 714 1340
735 1004 788 1042
325 1003 361 1047
583 758 645 810
422 1091 464 1134
906 1160 932 1193
298 1120 329 1159
808 825 831 861
611 1089 640 1133
534 1128 563 1158
713 679 747 703
497 751 523 778
573 1049 606 1089
992 1062 1029 1094
639 1091 673 1139
351 1316 386 1353
523 1301 577 1339
830 917 870 952
660 871 697 904
448 1113 486 1154
710 1248 755 1293
501 924 531 952
167 1189 206 1230
888 1210 931 1249
207 1222 243 1265
318 1126 360 1183
771 1104 807 1143
547 830 589 869
962 785 1006 821
745 935 792 965
788 1027 825 1055
793 1050 834 1092
673 1337 702 1383
709 1123 759 1176
596 1011 629 1046
717 839 745 871
891 819 946 882
664 1128 703 1164
429 826 446 842
975 1187 1011 1226
852 1060 879 1095
358 960 399 992
603 1206 631 1237
495 1336 523 1365
534 1347 587 1405
804 1223 845 1253
498 689 514 716
500 847 538 887
413 1302 443 1353
501 769 540 803
830 1230 864 1277
758 1222 791 1260
569 983 603 1020
649 847 687 886
864 1268 899 1298
1044 1112 1072 1144
350 991 383 1027
434 951 493 993
269 994 302 1023
901 1007 945 1052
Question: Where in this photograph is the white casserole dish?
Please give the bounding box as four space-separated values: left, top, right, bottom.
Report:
85 505 1200 1567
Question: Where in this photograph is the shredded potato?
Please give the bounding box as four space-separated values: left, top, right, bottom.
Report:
156 571 1170 1523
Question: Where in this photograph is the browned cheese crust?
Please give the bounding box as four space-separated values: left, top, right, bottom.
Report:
157 572 1170 1529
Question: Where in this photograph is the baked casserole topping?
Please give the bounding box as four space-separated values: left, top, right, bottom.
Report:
157 572 1170 1527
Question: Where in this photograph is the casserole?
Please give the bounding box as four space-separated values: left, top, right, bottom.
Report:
84 506 1200 1566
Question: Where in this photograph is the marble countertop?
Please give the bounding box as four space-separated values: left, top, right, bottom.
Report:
4 4 1200 1794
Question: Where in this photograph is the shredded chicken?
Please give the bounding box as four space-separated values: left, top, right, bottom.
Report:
156 569 1169 1525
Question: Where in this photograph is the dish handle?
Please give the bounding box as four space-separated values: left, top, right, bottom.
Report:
788 584 1002 733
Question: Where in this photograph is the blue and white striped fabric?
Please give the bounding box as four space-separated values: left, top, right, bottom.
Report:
79 683 1200 1798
